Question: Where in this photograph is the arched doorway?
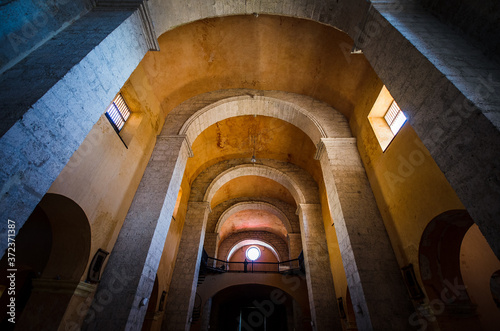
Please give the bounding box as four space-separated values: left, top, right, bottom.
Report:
208 284 308 331
418 210 479 330
0 205 52 330
9 194 92 330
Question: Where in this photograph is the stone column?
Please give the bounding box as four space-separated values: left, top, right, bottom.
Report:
163 201 211 331
288 233 303 260
83 135 192 330
0 0 165 257
318 137 414 330
298 203 342 331
204 232 218 266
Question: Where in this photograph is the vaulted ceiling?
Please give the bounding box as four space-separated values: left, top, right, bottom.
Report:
135 14 381 246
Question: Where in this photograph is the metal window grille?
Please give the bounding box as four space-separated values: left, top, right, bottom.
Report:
105 94 131 132
384 100 407 135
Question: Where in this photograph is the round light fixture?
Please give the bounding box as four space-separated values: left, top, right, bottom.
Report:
246 246 261 261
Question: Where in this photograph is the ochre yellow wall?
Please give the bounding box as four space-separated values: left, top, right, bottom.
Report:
349 79 465 291
460 224 500 331
47 64 169 329
48 63 165 280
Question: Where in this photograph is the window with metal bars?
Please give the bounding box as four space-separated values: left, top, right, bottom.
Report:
384 100 407 135
105 94 131 133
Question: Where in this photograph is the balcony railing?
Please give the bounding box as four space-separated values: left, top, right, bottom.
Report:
200 251 304 275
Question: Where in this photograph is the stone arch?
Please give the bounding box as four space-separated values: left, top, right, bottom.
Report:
204 164 307 206
418 209 480 330
0 204 52 328
179 95 327 152
38 193 92 281
14 193 92 330
144 3 500 259
149 1 360 40
215 201 292 235
216 231 289 263
162 90 351 140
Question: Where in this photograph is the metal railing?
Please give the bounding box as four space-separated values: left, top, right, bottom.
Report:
202 255 304 274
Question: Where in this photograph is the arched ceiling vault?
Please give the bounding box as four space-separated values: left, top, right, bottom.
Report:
204 164 307 209
139 15 380 121
139 14 381 240
219 209 288 243
210 175 296 209
148 0 358 39
216 201 292 234
185 115 321 187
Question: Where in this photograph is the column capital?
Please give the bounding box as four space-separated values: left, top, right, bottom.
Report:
94 1 160 51
157 134 194 158
296 203 321 215
187 201 211 211
321 137 357 148
315 138 357 160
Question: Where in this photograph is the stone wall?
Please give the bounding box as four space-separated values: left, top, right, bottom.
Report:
0 9 149 255
0 0 93 74
419 0 500 63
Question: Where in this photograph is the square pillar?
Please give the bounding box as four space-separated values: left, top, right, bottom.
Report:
83 135 192 330
204 232 218 265
163 201 211 331
298 203 342 331
288 233 303 260
318 137 414 330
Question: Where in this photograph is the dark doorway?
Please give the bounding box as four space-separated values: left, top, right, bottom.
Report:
210 284 290 331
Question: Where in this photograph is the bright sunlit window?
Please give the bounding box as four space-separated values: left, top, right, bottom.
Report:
368 86 408 151
246 246 261 261
105 93 131 132
384 100 407 135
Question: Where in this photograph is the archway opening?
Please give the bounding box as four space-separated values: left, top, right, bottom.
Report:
208 284 306 331
418 210 479 330
12 193 92 330
0 205 52 329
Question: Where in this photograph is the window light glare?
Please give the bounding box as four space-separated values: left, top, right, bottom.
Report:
390 110 407 134
384 101 407 135
105 94 131 132
246 247 261 261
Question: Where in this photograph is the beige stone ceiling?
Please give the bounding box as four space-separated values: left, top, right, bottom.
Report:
211 175 296 209
186 115 320 185
140 15 378 120
219 209 288 242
